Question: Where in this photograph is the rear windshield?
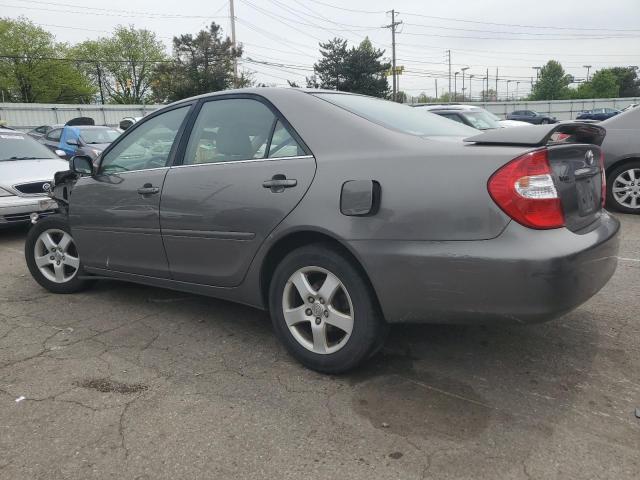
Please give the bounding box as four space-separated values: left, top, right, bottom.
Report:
79 127 121 144
312 93 478 136
0 133 58 161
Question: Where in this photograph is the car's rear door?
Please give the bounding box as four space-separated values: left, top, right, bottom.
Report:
41 128 62 153
68 104 192 278
160 95 316 287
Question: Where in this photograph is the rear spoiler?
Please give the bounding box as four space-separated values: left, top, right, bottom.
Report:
464 122 606 147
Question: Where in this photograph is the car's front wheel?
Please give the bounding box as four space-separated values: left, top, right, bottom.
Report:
607 161 640 214
25 215 93 294
269 244 387 373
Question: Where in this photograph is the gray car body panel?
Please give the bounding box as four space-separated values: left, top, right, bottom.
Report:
599 106 640 171
66 88 619 324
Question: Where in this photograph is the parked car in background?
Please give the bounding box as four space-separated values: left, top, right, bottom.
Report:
24 88 618 373
0 127 67 226
577 108 620 121
28 124 60 140
119 116 142 131
621 103 638 112
413 104 502 130
597 107 640 213
506 110 557 124
39 123 121 161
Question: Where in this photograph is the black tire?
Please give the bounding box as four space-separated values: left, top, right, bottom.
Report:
606 161 640 214
269 243 387 374
24 215 93 294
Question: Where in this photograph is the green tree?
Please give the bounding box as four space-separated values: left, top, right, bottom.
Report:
588 69 619 98
342 38 390 97
75 26 167 104
312 37 389 97
602 67 639 97
0 17 95 103
530 60 572 100
314 38 348 90
152 22 247 103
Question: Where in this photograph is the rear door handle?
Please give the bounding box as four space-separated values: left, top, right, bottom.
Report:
263 175 297 193
137 183 160 195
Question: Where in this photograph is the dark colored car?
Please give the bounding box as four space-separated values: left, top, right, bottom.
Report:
506 110 557 124
598 107 640 213
576 108 621 121
27 124 59 140
39 124 121 160
24 88 619 373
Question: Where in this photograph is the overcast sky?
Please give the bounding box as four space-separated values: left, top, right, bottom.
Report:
4 0 640 99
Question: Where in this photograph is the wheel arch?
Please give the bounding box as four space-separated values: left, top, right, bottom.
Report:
605 156 640 179
259 229 383 315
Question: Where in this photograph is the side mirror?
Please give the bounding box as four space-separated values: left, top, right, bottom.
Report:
66 138 79 146
55 149 66 158
70 155 93 175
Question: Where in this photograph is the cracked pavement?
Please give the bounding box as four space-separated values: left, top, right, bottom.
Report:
1 214 639 479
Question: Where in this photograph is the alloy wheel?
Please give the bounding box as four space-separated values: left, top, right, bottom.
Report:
612 168 640 210
33 229 80 283
282 266 354 355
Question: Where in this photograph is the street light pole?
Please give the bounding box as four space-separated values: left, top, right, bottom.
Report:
516 81 520 100
454 71 459 102
230 0 238 87
461 67 469 102
469 74 474 101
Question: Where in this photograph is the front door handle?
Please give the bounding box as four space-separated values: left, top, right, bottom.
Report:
263 175 297 193
137 183 160 195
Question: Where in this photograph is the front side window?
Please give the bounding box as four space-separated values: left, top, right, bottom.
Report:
314 93 477 137
46 128 62 141
183 98 279 165
99 106 189 174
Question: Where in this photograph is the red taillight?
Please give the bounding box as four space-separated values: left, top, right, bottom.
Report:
599 150 606 207
488 148 565 229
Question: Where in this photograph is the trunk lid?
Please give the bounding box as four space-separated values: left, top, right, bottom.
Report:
466 122 606 233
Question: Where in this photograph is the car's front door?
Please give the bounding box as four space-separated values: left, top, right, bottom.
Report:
160 96 316 287
68 104 191 278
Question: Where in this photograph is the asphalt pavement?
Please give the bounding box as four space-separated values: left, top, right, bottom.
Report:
1 214 639 479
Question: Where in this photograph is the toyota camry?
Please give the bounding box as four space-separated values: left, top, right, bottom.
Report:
24 88 619 373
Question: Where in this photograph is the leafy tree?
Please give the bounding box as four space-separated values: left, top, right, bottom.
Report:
314 38 348 90
602 67 639 97
530 60 572 100
0 17 95 103
312 37 389 97
152 22 248 103
587 70 619 98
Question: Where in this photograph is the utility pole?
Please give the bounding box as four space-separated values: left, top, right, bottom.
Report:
532 66 541 83
495 68 498 101
96 64 104 105
516 81 520 100
447 50 452 99
469 74 474 101
384 10 403 101
583 64 592 81
435 79 438 99
485 68 489 101
230 0 238 87
506 80 513 100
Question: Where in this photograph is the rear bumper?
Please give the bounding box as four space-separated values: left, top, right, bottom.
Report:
351 211 620 324
0 196 58 225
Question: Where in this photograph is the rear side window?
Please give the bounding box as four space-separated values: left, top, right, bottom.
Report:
438 113 465 124
46 128 62 141
268 120 304 158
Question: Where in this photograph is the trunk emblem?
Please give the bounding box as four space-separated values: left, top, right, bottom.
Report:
584 150 595 166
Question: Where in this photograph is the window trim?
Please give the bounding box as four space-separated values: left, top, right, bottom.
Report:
171 93 312 167
96 102 194 176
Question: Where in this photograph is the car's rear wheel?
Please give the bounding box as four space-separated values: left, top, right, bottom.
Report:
269 244 387 373
25 215 93 293
607 162 640 214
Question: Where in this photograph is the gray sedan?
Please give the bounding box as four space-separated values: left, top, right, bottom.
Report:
24 88 619 373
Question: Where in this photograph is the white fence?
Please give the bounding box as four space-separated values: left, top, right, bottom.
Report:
467 97 640 120
0 103 162 130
